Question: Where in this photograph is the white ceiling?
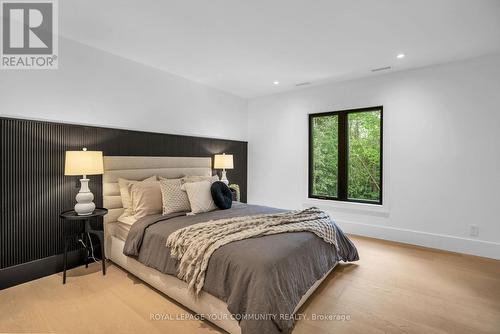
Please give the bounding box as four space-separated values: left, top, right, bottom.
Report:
60 0 500 98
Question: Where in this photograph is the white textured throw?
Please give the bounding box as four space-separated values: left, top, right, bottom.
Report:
166 207 339 295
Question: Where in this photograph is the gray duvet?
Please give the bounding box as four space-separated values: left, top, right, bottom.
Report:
123 203 358 334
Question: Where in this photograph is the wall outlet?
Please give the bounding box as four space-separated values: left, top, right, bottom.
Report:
470 225 479 237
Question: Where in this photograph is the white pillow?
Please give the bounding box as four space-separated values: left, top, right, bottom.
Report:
182 175 219 184
158 175 184 181
160 178 190 214
182 180 217 214
118 176 156 216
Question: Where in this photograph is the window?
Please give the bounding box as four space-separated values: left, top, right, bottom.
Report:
309 106 383 204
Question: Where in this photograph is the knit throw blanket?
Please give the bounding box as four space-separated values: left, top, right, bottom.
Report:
166 207 339 295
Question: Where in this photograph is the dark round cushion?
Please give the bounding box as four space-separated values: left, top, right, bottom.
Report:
211 181 233 210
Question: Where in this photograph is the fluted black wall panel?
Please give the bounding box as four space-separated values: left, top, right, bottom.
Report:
0 117 247 271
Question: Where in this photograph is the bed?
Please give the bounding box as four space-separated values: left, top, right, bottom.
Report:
103 156 358 334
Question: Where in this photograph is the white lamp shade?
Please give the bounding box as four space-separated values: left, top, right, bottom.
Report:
64 150 104 176
214 154 234 169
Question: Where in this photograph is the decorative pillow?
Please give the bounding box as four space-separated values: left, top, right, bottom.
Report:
181 175 219 184
158 175 184 181
118 176 156 216
130 181 162 220
159 178 190 214
228 184 240 202
211 181 233 210
183 180 217 214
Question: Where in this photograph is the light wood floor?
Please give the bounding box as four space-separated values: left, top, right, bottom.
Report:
1 235 499 334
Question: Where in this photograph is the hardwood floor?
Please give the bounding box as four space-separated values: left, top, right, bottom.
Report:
1 235 499 334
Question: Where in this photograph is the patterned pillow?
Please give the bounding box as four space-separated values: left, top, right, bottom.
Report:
160 178 190 214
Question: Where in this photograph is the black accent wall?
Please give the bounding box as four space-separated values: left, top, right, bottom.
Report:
0 117 247 288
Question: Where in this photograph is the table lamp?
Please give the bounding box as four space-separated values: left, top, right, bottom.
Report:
214 153 233 185
64 148 104 215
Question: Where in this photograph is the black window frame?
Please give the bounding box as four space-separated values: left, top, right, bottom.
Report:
308 106 383 205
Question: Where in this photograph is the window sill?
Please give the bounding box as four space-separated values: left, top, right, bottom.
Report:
303 197 389 217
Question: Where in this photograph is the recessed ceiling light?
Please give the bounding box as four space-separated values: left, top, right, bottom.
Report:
273 81 280 85
396 53 405 59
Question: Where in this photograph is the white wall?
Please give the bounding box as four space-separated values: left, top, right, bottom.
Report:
248 54 500 259
0 38 248 141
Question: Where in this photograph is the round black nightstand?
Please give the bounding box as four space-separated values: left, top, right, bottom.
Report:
60 208 108 284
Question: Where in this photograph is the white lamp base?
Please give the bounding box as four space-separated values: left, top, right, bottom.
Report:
75 178 96 215
220 170 229 185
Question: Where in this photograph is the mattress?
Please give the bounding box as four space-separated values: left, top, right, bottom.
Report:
108 221 132 241
108 214 142 241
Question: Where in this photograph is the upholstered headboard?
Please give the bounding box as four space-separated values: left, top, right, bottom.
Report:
102 156 212 225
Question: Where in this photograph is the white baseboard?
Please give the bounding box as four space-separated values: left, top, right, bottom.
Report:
336 219 500 260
